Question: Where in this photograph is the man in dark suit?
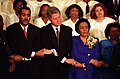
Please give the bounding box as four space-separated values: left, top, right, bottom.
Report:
40 7 82 79
97 0 120 20
6 6 52 79
0 15 11 79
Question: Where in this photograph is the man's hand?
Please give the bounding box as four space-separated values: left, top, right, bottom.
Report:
9 59 15 72
35 48 53 57
14 55 23 62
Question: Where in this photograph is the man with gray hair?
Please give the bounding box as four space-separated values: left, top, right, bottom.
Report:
40 6 82 79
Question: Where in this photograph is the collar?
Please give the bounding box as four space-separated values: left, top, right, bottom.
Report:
20 24 29 32
52 25 60 32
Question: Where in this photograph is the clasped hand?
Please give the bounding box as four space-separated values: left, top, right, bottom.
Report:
65 59 86 68
35 48 53 57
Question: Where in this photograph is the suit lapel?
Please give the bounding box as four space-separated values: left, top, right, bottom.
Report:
47 25 58 48
59 25 66 47
27 24 34 45
17 24 27 41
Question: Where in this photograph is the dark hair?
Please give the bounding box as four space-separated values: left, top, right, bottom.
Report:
47 6 60 18
105 22 120 39
0 15 4 30
18 6 31 15
90 3 108 19
13 0 27 10
38 4 50 17
75 18 90 33
0 15 3 23
65 4 83 19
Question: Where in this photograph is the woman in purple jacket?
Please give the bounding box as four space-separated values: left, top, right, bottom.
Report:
68 18 101 79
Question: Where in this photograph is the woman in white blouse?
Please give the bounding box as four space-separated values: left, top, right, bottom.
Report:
62 4 83 36
89 3 115 40
34 4 51 28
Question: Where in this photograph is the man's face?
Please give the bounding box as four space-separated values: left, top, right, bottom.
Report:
18 9 31 27
49 13 62 27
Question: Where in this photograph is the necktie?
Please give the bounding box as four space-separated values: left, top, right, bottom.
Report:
56 28 59 45
86 2 89 14
23 27 27 39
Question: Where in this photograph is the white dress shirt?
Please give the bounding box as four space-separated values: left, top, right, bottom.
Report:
34 17 51 28
89 17 115 41
62 18 79 36
51 25 67 63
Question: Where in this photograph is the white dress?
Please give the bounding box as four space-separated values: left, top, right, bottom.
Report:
89 17 115 40
6 12 19 27
62 18 79 36
34 17 51 28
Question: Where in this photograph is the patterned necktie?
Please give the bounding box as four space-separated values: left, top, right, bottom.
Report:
23 27 27 39
86 2 89 14
56 28 59 45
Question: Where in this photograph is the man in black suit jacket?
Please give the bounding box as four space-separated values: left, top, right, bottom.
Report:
6 6 52 79
40 7 82 79
0 15 11 79
97 0 120 20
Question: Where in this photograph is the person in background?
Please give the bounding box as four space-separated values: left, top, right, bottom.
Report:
0 15 14 79
89 3 115 41
6 0 27 27
34 4 50 28
6 6 52 79
100 22 120 79
97 0 120 21
27 0 52 18
111 24 120 79
62 4 83 36
77 0 99 19
68 18 101 79
52 0 76 21
40 6 81 79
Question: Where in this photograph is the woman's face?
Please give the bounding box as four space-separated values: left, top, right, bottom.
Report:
69 7 79 19
15 1 24 13
79 22 89 37
41 6 49 18
109 27 120 40
95 6 104 18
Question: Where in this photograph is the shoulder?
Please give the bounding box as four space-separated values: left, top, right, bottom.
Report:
29 23 40 30
40 23 51 32
72 36 80 42
89 1 99 4
104 17 115 22
100 40 112 47
7 22 19 30
61 24 72 30
34 17 42 22
88 19 96 23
